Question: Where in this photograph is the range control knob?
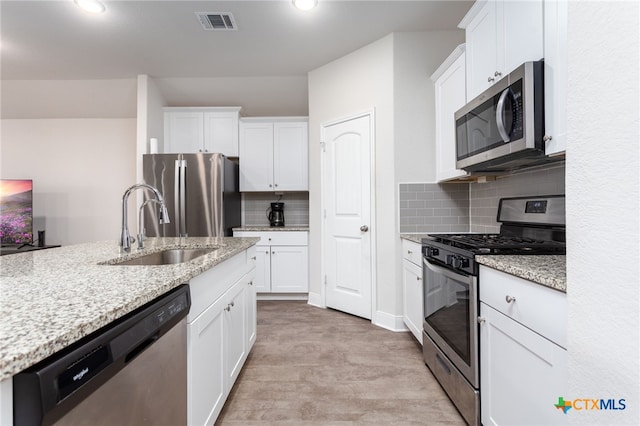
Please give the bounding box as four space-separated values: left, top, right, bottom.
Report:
448 255 470 270
427 247 439 257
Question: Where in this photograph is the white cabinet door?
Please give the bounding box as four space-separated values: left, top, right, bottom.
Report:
543 0 568 156
499 0 544 75
463 0 544 101
433 46 469 182
204 111 239 156
165 111 205 153
239 122 274 191
270 245 309 293
252 245 271 292
224 279 248 387
465 0 497 100
402 258 423 344
480 302 567 426
246 273 257 348
188 292 225 426
273 121 308 191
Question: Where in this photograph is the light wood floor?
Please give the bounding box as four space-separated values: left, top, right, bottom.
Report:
215 300 465 425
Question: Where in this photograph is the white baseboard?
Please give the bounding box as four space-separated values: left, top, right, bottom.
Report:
306 291 324 308
257 293 308 301
373 310 410 332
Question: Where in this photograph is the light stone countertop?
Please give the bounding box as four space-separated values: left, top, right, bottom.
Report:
476 255 566 292
0 236 259 380
400 234 431 244
233 226 309 232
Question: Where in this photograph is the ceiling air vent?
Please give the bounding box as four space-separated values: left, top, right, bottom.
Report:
196 12 237 31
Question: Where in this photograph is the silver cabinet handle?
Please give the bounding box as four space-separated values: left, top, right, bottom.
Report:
543 135 553 143
478 317 486 324
249 281 253 286
274 184 278 187
494 71 502 78
269 184 273 187
230 301 235 307
265 250 269 254
360 225 369 232
407 250 412 255
224 304 231 312
251 256 256 260
505 295 516 303
488 76 495 83
416 276 422 281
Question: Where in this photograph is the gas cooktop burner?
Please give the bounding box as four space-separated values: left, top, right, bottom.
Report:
428 233 566 254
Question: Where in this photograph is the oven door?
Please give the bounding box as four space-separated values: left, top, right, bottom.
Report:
423 257 479 388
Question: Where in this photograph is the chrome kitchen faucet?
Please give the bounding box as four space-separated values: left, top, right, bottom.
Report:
120 183 170 253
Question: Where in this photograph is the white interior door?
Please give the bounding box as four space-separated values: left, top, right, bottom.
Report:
322 113 372 319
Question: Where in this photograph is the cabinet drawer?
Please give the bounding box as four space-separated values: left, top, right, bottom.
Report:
234 231 308 246
480 266 567 348
401 239 422 266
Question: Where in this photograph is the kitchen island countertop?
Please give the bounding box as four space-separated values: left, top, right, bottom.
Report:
0 236 259 380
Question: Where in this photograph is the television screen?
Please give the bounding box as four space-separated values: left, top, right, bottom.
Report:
0 179 33 245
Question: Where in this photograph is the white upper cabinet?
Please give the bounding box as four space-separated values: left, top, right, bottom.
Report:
461 0 544 101
543 0 568 156
431 44 470 182
239 117 308 192
164 107 241 156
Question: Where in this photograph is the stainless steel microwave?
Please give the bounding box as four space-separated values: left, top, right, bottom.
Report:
455 60 548 172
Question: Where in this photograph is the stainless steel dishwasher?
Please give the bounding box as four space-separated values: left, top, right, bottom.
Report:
13 284 191 426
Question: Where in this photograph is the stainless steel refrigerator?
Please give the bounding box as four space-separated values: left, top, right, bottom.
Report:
142 153 240 237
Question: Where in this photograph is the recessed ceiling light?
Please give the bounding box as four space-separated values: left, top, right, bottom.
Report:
292 0 318 11
74 0 106 14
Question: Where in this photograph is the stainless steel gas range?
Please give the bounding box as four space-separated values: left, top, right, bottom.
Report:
421 195 566 426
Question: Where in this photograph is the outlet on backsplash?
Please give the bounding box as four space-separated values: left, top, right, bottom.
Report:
242 192 309 227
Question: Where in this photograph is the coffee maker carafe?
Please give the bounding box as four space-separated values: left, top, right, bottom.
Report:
267 202 285 227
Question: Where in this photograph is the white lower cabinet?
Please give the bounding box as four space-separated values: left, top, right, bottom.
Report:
187 248 256 426
479 266 567 426
234 231 308 294
401 239 423 344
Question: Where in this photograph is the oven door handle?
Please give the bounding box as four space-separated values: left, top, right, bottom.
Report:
423 257 475 286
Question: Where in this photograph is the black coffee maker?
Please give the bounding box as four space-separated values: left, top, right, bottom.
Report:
267 202 285 227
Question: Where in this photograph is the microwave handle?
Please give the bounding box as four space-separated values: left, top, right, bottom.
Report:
496 88 511 142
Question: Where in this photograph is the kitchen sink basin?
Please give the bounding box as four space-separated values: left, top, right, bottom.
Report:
113 248 217 266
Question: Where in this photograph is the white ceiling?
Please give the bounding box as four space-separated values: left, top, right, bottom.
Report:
1 0 473 81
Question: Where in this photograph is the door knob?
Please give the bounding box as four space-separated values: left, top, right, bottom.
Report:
360 225 369 232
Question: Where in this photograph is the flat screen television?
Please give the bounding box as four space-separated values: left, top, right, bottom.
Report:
0 179 33 245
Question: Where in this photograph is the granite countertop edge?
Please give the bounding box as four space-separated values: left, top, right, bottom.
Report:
399 233 430 244
0 236 259 380
475 255 566 292
233 226 310 232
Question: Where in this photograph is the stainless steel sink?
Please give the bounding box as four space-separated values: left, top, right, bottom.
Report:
113 248 217 266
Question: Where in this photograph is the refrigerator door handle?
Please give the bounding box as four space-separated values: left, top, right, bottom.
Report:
179 159 187 237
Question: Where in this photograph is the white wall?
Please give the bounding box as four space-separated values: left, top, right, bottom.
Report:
155 76 309 117
0 119 136 246
308 33 395 323
393 31 464 184
308 31 463 326
1 79 137 119
566 1 639 424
